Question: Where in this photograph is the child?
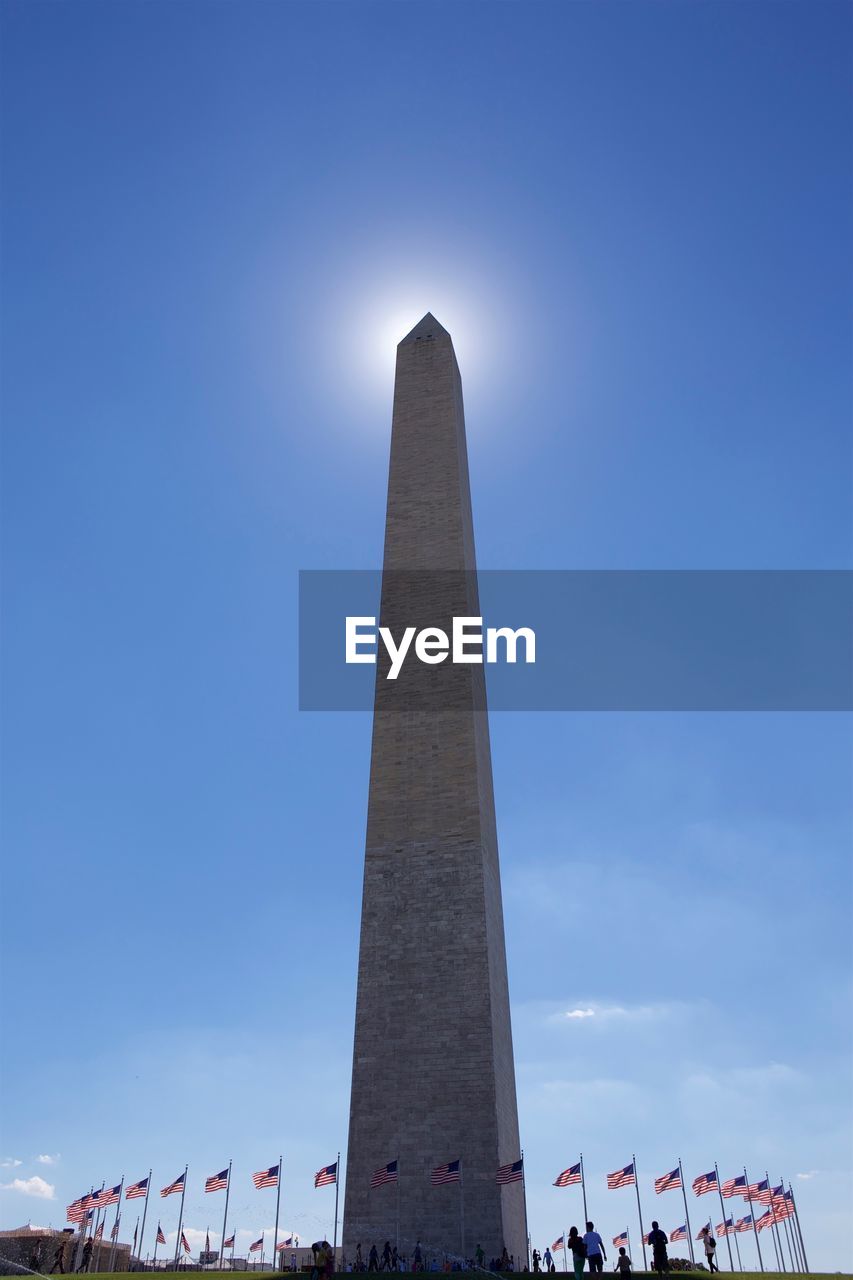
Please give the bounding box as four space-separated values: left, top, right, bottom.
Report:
614 1247 632 1276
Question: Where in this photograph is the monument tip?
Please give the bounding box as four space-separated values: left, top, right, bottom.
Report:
398 312 450 345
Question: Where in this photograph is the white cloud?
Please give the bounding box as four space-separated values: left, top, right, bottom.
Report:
796 1171 818 1180
1 1158 22 1169
550 1001 683 1025
0 1176 55 1200
35 1154 60 1166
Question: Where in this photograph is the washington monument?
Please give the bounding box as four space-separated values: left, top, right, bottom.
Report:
343 314 526 1261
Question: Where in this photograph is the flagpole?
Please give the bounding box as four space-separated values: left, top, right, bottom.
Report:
218 1161 232 1272
743 1167 764 1272
458 1160 465 1261
631 1156 646 1271
786 1184 804 1271
152 1225 160 1270
713 1165 734 1271
138 1172 152 1268
677 1160 694 1265
579 1154 588 1227
108 1176 125 1271
779 1184 800 1272
132 1216 139 1265
562 1232 567 1273
273 1157 283 1270
787 1182 809 1273
765 1171 785 1273
732 1220 742 1271
777 1191 796 1272
522 1151 531 1270
626 1229 632 1270
174 1167 189 1270
333 1153 341 1268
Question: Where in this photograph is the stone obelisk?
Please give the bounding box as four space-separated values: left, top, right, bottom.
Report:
343 314 525 1262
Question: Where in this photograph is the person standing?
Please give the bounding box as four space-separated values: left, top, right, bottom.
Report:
532 1250 541 1273
700 1228 718 1274
647 1222 668 1276
567 1229 586 1280
476 1246 485 1270
614 1248 631 1277
368 1246 379 1273
582 1224 606 1274
543 1248 553 1273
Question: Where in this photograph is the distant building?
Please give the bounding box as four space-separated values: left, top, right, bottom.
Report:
0 1224 131 1272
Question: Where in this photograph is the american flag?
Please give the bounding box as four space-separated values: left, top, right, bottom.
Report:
496 1159 524 1185
253 1164 280 1190
431 1160 461 1186
607 1163 636 1190
371 1160 398 1188
721 1175 746 1199
285 1237 295 1247
249 1237 264 1253
554 1163 582 1187
205 1169 229 1193
716 1220 734 1237
746 1179 769 1201
181 1232 192 1256
692 1171 717 1196
695 1223 711 1241
101 1185 122 1207
734 1216 752 1233
551 1239 565 1251
669 1227 687 1244
655 1168 681 1194
67 1197 90 1224
276 1242 289 1253
223 1236 235 1250
126 1178 148 1201
94 1223 104 1242
156 1226 167 1246
161 1172 186 1198
612 1232 628 1249
755 1210 774 1233
315 1163 338 1188
111 1220 120 1242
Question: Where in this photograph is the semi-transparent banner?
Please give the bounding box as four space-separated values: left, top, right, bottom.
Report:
298 570 853 711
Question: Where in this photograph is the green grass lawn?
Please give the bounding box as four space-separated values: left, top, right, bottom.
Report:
51 1273 850 1279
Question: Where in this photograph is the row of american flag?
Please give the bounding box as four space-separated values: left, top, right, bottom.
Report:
67 1159 339 1221
369 1159 523 1188
548 1157 808 1273
64 1160 340 1266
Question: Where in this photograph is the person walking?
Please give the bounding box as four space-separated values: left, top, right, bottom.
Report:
582 1224 606 1274
613 1248 631 1277
476 1246 485 1270
49 1242 67 1275
368 1246 379 1273
381 1243 393 1273
647 1223 668 1276
543 1248 553 1273
75 1239 93 1274
700 1228 718 1274
567 1229 586 1280
532 1250 541 1273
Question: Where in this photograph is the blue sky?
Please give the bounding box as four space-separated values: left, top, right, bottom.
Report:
1 0 851 1270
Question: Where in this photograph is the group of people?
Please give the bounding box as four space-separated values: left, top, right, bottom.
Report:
46 1236 94 1274
555 1220 719 1280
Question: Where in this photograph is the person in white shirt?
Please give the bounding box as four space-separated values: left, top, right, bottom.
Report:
583 1224 606 1274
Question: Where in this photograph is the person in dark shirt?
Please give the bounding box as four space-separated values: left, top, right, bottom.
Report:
567 1229 586 1280
49 1241 67 1275
647 1223 668 1276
